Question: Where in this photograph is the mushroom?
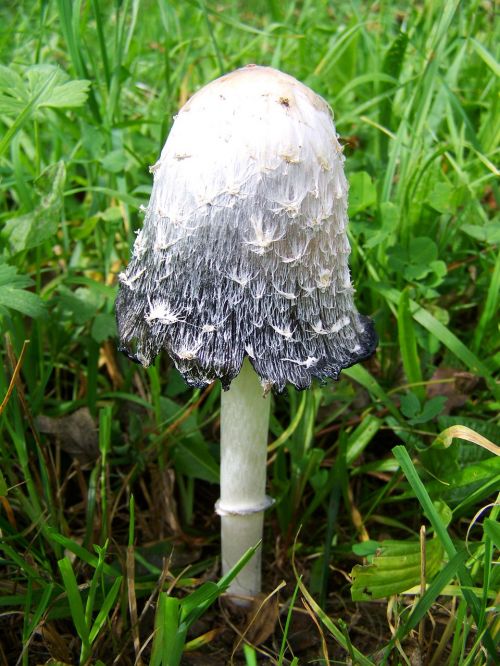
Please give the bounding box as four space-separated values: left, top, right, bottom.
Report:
116 65 377 604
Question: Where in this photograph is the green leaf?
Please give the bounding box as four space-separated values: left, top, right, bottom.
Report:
376 284 500 400
4 161 66 252
171 436 219 483
0 65 90 156
483 519 500 550
401 394 447 425
39 78 91 108
91 313 117 343
352 201 398 250
470 37 500 77
351 538 444 600
426 181 464 214
417 396 447 423
388 237 444 283
398 290 424 401
460 222 500 244
89 576 123 644
0 264 46 319
420 458 500 506
400 392 420 419
180 582 220 619
345 415 382 465
49 530 120 578
13 64 90 110
58 557 89 645
384 549 469 656
352 540 381 557
0 470 8 496
343 365 402 421
150 594 186 666
392 445 497 657
348 171 377 215
58 286 103 325
101 149 127 173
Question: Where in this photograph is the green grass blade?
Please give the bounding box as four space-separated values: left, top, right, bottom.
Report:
278 578 301 666
89 576 123 643
25 582 55 637
58 557 90 646
397 289 424 401
343 365 402 421
379 285 500 399
385 549 468 656
472 249 500 353
392 445 497 659
48 530 120 577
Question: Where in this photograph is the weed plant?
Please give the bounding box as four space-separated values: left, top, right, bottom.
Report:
0 0 499 664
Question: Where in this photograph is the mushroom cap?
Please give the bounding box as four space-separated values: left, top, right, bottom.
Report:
116 65 377 391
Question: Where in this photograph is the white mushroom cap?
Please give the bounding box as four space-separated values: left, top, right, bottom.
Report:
116 65 377 391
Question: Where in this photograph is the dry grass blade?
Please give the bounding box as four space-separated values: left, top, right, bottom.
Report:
127 545 144 666
437 425 500 456
301 596 329 664
0 337 29 416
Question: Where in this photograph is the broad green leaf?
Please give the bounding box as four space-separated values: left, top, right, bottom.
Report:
356 201 398 249
400 392 420 419
4 161 66 252
423 458 500 505
351 538 444 600
0 64 91 112
352 540 381 557
171 436 219 483
0 264 45 319
414 396 447 424
460 222 500 244
150 594 185 666
387 237 445 283
426 181 464 214
0 65 89 156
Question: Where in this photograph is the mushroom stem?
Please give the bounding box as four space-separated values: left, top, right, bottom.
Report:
217 358 272 604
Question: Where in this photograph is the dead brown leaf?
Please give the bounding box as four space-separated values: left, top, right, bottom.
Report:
427 367 480 413
36 407 99 465
244 592 280 646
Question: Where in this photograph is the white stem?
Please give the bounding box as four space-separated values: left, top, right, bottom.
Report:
217 358 271 603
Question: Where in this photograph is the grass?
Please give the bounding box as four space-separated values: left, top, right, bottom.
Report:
0 0 499 664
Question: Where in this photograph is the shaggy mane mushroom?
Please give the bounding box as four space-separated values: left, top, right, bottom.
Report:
116 65 377 603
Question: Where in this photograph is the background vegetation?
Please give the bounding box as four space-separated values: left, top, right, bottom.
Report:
0 0 498 664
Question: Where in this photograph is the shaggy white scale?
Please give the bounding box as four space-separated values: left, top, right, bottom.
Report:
116 65 377 392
